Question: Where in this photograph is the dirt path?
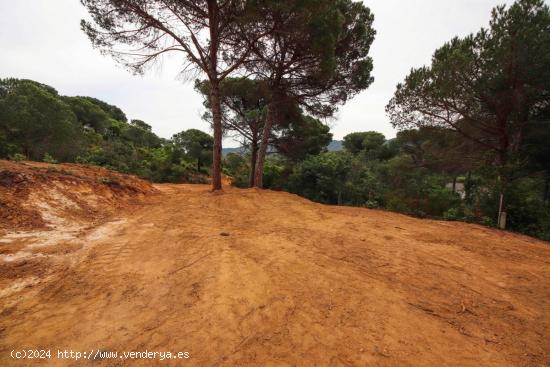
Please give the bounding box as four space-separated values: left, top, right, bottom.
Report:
1 184 549 366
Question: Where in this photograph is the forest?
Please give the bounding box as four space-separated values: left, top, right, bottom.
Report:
1 0 549 241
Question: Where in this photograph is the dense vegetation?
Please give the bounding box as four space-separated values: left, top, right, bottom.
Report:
386 0 550 230
0 78 212 183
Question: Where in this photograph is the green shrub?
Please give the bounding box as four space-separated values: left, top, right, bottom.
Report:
43 153 58 164
9 153 27 161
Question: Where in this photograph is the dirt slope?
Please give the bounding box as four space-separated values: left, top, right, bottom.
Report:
1 164 549 366
0 160 155 232
0 161 155 295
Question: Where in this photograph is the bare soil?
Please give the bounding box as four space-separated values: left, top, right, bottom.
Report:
0 162 549 366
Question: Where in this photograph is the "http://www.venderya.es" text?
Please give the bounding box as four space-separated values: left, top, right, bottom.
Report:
10 349 190 361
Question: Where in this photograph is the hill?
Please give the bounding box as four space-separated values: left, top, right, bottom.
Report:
222 140 343 156
0 161 549 366
327 140 343 151
222 146 246 156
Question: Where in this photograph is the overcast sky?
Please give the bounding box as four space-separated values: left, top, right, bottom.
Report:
0 0 515 146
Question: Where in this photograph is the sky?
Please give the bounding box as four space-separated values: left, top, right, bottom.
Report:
0 0 515 147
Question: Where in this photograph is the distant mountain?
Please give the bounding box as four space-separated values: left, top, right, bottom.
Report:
222 140 343 156
222 147 246 156
327 140 343 152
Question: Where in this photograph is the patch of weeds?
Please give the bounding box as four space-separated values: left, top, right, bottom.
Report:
8 153 26 162
45 167 79 178
42 153 58 164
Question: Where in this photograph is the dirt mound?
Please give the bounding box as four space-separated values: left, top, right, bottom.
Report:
0 160 156 289
0 181 549 366
0 160 155 232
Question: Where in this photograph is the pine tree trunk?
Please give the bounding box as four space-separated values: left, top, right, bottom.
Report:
497 192 504 227
496 134 509 229
207 0 222 191
497 176 508 229
249 135 258 188
209 79 223 191
254 104 274 188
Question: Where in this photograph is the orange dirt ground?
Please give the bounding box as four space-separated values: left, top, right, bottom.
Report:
0 161 549 366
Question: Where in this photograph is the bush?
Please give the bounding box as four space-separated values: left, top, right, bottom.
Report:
9 153 27 161
365 200 379 209
223 153 250 188
427 187 461 217
43 153 58 164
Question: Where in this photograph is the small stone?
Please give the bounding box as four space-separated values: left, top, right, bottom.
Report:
220 232 230 237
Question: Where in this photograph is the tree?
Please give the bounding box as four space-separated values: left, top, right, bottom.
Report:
342 131 401 162
172 129 213 172
343 131 384 154
195 77 268 186
395 128 483 175
242 0 376 187
274 115 332 162
81 0 257 190
130 119 152 131
197 77 333 184
288 151 353 205
386 0 550 228
64 96 110 133
123 123 162 148
223 152 250 187
80 96 127 122
522 120 550 204
0 79 83 161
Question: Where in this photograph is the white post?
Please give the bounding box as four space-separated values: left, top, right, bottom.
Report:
497 193 507 229
499 211 507 230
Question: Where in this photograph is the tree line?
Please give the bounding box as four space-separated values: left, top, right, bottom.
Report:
0 78 215 183
0 77 334 184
